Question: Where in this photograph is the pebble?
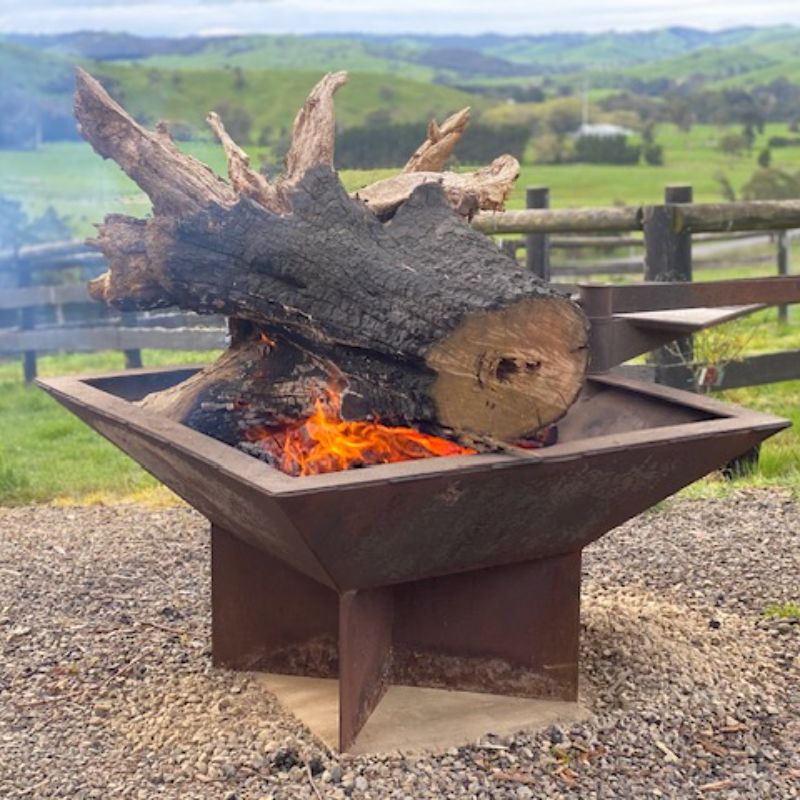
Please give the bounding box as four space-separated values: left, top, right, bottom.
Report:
0 493 797 799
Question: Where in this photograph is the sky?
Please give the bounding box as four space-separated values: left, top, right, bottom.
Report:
0 0 797 37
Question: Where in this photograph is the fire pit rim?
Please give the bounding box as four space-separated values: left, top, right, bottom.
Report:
36 369 789 497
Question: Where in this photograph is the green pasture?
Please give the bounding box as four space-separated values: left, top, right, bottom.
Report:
0 122 795 238
1 298 798 506
0 125 799 506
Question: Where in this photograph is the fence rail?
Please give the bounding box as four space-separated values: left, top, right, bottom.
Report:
472 198 800 235
1 185 797 391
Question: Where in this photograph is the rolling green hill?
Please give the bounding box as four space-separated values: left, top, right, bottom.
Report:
9 26 800 83
123 35 436 81
0 39 73 97
0 39 490 148
91 63 485 141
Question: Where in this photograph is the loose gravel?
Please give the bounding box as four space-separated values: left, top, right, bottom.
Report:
1 490 797 799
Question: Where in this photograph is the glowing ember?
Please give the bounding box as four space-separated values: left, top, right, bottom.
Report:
244 387 476 477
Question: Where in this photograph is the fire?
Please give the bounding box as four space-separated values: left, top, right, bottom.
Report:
244 387 476 477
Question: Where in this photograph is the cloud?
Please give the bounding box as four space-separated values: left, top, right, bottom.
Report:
0 0 797 36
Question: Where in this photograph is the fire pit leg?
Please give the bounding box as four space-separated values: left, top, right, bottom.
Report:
392 552 581 701
338 588 394 751
210 524 339 676
210 525 581 751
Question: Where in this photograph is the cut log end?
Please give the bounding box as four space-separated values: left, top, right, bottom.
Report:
426 296 590 439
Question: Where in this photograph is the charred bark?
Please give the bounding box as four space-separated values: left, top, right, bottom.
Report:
75 68 590 443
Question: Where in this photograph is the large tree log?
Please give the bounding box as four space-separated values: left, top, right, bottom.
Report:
75 68 589 443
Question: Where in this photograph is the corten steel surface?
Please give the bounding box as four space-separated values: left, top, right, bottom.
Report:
580 275 800 372
38 366 788 750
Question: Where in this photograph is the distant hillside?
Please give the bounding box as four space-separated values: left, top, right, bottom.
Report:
6 24 800 151
8 26 800 81
0 41 74 147
0 39 490 148
92 63 487 141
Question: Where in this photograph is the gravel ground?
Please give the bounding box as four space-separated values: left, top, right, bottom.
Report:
1 490 797 799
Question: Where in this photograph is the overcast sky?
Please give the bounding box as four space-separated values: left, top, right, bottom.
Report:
0 0 797 37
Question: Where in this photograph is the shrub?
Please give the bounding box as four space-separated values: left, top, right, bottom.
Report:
335 122 530 169
718 132 746 157
532 133 573 165
767 135 800 148
212 102 252 144
643 142 664 166
741 168 800 200
574 134 640 165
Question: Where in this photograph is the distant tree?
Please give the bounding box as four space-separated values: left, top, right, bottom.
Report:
532 133 573 165
165 120 194 141
0 196 28 250
506 85 544 103
0 196 70 251
257 125 275 147
212 102 253 144
757 148 772 168
741 168 800 201
742 122 756 150
718 132 745 158
713 172 737 202
666 96 694 132
545 97 582 136
365 109 393 127
0 88 41 149
643 142 664 166
574 134 640 165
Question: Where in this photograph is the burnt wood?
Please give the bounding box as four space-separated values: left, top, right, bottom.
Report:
74 68 589 442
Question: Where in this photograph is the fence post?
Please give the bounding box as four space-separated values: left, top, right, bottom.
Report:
777 230 790 324
15 252 37 383
643 184 693 388
525 187 550 280
121 311 143 369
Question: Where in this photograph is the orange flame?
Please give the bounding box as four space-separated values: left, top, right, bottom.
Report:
245 387 476 477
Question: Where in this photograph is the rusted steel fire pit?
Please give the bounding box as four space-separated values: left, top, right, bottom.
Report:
38 363 787 751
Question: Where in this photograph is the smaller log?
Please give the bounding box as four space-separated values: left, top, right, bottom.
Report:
355 155 520 220
403 107 471 173
141 330 450 445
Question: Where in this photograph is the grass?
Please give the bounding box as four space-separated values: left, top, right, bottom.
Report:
0 323 797 506
764 601 800 621
1 123 798 506
0 350 219 506
763 601 800 620
0 123 792 238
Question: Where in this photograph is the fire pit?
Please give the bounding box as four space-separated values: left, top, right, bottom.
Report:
42 72 797 752
37 368 787 751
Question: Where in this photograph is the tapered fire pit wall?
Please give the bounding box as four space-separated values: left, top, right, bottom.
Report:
38 369 788 751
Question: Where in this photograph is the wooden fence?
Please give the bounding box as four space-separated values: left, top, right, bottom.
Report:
474 184 799 391
0 241 226 381
1 184 798 390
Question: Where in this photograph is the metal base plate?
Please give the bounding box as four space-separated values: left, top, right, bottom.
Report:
258 673 590 755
